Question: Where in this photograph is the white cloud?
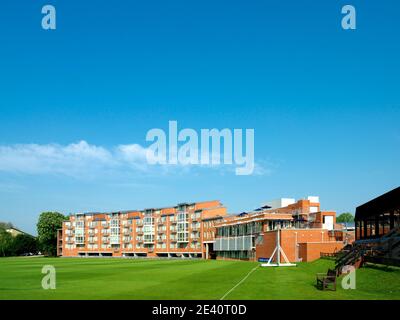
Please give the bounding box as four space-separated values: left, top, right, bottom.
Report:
0 140 270 178
0 141 118 176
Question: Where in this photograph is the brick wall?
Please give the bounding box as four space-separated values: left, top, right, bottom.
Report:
256 229 343 263
298 242 344 262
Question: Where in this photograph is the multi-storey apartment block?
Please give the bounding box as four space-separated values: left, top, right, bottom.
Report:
59 200 227 258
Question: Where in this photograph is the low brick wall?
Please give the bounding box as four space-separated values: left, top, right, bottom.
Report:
256 229 343 263
298 242 344 262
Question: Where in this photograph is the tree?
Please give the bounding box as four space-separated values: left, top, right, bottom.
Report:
37 212 66 256
13 233 38 255
0 222 14 230
336 212 354 224
0 228 14 257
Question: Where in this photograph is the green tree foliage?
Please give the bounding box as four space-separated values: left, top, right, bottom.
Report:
37 212 66 256
336 212 354 223
13 233 38 255
0 228 14 257
0 223 38 257
0 222 14 230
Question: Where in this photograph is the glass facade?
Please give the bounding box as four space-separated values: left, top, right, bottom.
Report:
216 221 263 237
216 250 255 260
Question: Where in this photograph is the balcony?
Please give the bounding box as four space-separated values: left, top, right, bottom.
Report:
102 224 110 229
157 229 165 234
170 229 177 233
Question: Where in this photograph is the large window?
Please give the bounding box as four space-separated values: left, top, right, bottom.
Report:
144 233 154 243
216 250 254 260
110 218 120 244
217 221 263 237
177 210 188 243
378 213 391 237
177 232 188 242
143 211 155 244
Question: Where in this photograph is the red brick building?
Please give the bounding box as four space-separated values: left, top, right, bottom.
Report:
214 197 347 262
58 196 349 262
58 200 227 258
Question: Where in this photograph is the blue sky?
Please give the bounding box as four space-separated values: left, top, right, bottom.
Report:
0 1 399 235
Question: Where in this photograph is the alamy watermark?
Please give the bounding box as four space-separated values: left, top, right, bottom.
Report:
342 5 357 30
145 121 254 175
341 265 356 290
41 5 56 30
41 265 56 290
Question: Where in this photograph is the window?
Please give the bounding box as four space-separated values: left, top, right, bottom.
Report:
177 232 188 242
110 219 120 240
75 236 84 244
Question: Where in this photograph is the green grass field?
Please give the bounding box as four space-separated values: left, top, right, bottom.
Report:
0 257 399 300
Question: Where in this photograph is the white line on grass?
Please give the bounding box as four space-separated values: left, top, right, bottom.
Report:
220 265 260 300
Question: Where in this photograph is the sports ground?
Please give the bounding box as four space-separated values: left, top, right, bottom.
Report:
0 257 399 300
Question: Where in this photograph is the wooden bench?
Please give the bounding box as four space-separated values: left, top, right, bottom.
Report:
316 269 337 291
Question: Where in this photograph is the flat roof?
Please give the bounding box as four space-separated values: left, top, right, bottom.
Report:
355 187 400 220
